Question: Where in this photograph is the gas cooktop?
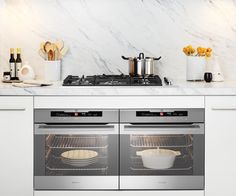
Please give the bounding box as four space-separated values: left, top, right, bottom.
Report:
63 74 162 86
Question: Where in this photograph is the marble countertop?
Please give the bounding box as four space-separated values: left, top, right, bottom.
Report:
1 80 236 96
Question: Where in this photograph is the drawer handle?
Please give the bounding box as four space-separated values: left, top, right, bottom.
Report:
0 108 26 111
212 107 236 111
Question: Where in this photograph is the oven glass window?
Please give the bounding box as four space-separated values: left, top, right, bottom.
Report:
35 134 118 176
120 134 204 176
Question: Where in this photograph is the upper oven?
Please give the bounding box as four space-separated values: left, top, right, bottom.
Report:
34 109 119 190
120 109 205 190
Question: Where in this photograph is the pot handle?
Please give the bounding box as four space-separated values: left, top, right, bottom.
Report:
175 151 181 156
139 53 145 59
121 56 130 60
136 151 142 156
153 56 162 61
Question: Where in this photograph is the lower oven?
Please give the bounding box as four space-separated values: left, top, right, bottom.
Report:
34 109 119 190
120 109 205 190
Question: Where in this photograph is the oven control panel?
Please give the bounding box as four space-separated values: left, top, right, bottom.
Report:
51 111 103 117
136 111 188 117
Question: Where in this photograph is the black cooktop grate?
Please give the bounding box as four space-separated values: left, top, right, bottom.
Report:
63 74 162 86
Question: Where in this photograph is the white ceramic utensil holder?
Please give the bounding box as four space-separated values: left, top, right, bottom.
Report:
44 60 61 81
186 56 206 81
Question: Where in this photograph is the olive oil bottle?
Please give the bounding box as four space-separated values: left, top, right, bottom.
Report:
9 48 16 79
15 48 22 80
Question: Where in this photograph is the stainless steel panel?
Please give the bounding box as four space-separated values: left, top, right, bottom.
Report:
35 124 119 135
120 123 204 135
0 108 25 111
120 109 204 123
34 191 205 196
35 176 118 190
120 176 204 190
35 109 119 123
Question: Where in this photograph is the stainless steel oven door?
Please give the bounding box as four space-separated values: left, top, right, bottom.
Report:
120 123 205 190
34 123 119 190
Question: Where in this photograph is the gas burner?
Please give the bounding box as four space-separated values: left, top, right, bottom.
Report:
95 74 131 86
131 75 162 86
63 75 162 86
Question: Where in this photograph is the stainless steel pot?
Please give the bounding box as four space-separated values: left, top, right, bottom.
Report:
122 53 144 76
122 53 161 76
144 56 162 76
136 53 145 76
121 56 137 76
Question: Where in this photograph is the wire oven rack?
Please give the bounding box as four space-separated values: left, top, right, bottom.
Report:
130 135 192 148
47 135 108 149
46 156 108 172
130 156 193 171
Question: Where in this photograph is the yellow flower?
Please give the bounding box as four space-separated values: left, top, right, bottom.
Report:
191 48 195 54
206 52 211 58
183 47 190 56
206 48 212 53
197 47 202 54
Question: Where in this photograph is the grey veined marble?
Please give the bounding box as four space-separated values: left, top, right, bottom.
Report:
0 0 236 80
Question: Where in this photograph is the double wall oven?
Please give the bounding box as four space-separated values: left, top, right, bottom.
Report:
34 108 204 190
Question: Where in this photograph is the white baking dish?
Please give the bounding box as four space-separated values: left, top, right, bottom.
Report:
136 148 181 169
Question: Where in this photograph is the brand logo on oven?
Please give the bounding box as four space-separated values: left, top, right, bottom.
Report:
72 181 80 184
158 181 167 184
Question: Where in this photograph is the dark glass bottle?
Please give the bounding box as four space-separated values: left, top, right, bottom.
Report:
15 48 22 80
9 48 16 79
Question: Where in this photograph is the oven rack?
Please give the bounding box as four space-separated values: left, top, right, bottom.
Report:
46 165 108 171
130 156 192 171
47 135 108 149
130 135 192 148
46 156 108 171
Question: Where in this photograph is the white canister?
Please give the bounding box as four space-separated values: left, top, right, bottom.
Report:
19 62 35 81
44 60 61 82
186 56 206 81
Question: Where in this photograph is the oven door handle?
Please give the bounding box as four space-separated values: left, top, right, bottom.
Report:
120 123 204 134
35 124 118 135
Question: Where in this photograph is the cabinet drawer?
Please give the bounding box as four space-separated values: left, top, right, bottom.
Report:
34 96 204 109
205 96 236 196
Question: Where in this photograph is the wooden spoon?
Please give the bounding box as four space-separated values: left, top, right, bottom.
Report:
48 50 54 61
60 45 69 57
44 41 52 53
40 42 45 52
55 40 64 52
38 49 46 60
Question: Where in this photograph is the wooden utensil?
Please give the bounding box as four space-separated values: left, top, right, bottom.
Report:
60 45 69 57
40 42 45 52
46 43 58 61
55 40 64 52
48 50 54 61
55 47 62 60
44 41 52 53
41 40 67 60
38 49 46 60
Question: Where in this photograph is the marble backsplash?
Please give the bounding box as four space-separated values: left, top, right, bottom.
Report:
0 0 236 81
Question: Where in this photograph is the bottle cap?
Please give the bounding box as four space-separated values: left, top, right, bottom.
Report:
16 48 21 53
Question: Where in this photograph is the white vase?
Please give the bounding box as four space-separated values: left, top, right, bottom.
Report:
44 60 61 82
19 62 35 81
186 56 206 81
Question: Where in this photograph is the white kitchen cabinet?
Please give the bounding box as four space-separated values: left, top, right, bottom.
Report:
0 96 33 196
205 96 236 196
